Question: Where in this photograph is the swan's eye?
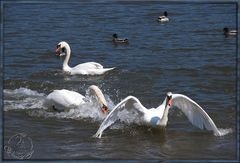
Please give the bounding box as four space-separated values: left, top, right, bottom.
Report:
61 47 66 53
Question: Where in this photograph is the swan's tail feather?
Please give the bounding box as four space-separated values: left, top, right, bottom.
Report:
84 67 115 75
99 67 115 74
104 67 115 72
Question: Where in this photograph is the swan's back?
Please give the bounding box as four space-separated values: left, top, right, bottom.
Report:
45 89 85 110
71 62 114 75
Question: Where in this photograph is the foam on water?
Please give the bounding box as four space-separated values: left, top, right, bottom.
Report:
216 128 233 136
4 88 45 111
4 87 115 122
4 87 45 97
28 103 108 122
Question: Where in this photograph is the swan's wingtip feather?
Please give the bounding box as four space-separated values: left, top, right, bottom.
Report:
214 128 233 136
92 132 102 138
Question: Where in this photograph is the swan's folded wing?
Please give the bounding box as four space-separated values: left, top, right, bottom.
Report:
172 94 221 135
72 62 103 70
88 62 104 69
93 96 147 138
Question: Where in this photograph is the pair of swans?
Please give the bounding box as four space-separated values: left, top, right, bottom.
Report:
94 92 230 138
55 41 114 75
45 85 109 114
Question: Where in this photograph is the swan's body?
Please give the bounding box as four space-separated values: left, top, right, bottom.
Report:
112 34 129 44
158 11 169 22
45 85 108 113
223 27 237 36
45 89 85 111
55 41 115 75
94 92 228 138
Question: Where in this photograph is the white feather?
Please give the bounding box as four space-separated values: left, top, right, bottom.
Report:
94 93 231 138
93 96 147 138
56 41 115 75
171 94 222 136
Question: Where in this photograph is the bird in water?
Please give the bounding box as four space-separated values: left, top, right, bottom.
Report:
94 92 231 138
112 34 129 44
45 85 109 114
223 27 237 37
55 41 115 75
158 11 169 22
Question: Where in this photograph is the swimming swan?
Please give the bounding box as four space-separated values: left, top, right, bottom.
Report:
158 11 169 22
45 85 109 114
55 41 115 75
94 92 230 138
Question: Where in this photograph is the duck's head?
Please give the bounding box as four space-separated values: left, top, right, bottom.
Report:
55 41 70 56
223 27 229 34
112 33 118 39
164 11 168 17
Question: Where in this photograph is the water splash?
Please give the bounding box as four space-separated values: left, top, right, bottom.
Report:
4 87 45 97
4 87 115 122
4 88 45 111
216 128 233 136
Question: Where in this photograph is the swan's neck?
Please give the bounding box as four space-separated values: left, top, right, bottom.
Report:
63 44 71 72
159 98 170 126
160 106 170 126
89 85 107 106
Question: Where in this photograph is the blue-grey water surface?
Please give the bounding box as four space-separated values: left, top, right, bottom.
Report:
2 1 238 160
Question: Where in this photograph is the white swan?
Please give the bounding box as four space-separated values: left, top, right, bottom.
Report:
45 85 109 114
55 41 115 75
158 11 169 22
94 92 230 138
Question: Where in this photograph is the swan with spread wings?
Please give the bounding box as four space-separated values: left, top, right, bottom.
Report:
94 92 231 138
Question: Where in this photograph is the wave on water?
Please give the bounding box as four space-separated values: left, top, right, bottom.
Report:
3 87 115 122
4 88 46 111
4 87 45 97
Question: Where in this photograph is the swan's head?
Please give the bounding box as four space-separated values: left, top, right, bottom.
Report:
112 33 118 39
165 92 173 109
88 85 109 115
101 104 109 115
55 41 70 56
164 11 168 17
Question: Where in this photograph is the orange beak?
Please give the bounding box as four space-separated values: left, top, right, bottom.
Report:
101 105 109 114
168 98 173 107
55 47 61 55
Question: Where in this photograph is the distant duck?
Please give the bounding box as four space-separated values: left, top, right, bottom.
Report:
112 34 129 44
223 27 237 36
158 11 169 22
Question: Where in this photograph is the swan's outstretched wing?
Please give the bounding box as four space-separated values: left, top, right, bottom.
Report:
171 94 223 136
93 96 147 138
